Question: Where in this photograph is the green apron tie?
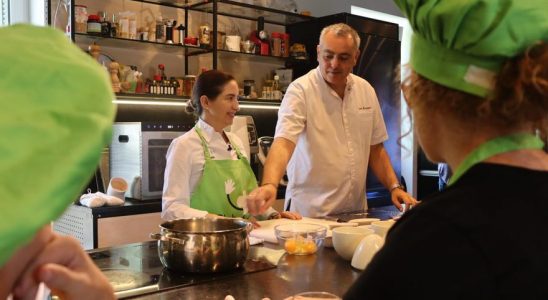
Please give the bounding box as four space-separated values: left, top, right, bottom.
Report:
190 127 258 217
449 133 545 185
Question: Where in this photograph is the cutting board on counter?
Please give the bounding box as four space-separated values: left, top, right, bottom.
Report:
250 217 357 244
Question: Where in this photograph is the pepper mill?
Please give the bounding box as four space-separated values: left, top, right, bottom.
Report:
88 42 101 62
109 61 121 93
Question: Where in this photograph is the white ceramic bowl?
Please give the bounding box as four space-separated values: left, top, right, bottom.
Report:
351 234 384 270
332 226 374 261
370 220 396 238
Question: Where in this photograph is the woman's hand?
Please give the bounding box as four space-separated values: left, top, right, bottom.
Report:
13 229 115 300
280 211 302 220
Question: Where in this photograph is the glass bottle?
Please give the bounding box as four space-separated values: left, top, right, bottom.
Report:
99 11 111 37
110 13 118 38
155 15 164 43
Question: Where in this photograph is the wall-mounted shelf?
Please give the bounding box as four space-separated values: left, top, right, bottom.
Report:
76 33 208 55
189 0 313 26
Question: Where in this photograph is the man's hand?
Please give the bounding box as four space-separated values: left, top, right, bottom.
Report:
13 230 115 300
391 188 418 212
246 184 277 215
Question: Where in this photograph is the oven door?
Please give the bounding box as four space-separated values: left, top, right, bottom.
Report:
141 132 185 200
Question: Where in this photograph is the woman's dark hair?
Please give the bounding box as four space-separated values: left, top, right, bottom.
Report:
403 42 548 134
185 70 235 117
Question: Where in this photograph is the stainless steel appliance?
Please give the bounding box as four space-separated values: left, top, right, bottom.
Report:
110 122 192 200
227 115 259 157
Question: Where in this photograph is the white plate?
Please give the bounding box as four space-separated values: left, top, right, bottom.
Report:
348 218 380 226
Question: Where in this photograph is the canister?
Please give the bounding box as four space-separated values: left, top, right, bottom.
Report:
87 15 101 35
74 5 88 34
183 75 196 97
271 32 282 57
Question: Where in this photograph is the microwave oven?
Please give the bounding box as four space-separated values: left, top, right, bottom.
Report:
110 122 192 200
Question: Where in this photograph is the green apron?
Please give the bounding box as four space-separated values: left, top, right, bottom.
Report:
449 133 545 185
190 127 258 217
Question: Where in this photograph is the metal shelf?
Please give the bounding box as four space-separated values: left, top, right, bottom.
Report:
189 0 313 26
75 33 209 55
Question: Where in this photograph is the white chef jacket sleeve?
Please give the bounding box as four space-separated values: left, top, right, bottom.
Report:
162 136 208 220
275 81 307 144
369 85 389 145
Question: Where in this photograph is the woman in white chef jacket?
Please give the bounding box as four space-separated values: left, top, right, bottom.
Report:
162 70 300 221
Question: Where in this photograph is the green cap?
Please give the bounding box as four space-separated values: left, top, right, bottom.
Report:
394 0 548 97
0 25 115 266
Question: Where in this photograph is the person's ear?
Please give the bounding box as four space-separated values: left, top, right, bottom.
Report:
317 44 323 63
200 95 209 110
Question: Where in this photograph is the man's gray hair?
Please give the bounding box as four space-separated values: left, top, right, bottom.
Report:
319 23 361 51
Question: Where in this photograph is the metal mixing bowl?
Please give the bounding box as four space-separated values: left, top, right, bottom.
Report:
151 218 252 273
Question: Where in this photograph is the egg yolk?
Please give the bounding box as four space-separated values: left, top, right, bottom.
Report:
284 236 318 254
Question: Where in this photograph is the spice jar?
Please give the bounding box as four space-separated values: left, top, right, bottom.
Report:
281 33 290 57
87 14 101 35
183 75 196 97
271 32 282 57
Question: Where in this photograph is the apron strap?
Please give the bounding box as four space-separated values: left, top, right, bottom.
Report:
194 127 213 160
225 133 245 160
449 133 545 185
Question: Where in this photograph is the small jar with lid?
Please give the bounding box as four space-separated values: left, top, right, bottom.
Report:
87 14 101 35
183 75 196 98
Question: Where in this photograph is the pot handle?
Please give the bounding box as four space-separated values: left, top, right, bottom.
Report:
150 233 162 240
245 221 254 233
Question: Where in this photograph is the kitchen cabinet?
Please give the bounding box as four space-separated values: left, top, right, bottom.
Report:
53 199 162 250
46 0 314 103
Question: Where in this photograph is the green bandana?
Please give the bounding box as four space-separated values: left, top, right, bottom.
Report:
394 0 548 97
0 25 115 266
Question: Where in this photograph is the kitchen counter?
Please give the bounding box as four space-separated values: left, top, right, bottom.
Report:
88 206 402 299
90 241 362 299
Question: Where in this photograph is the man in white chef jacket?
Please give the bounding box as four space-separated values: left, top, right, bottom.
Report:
247 23 417 217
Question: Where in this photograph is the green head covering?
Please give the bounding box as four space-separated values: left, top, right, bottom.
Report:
0 24 115 266
394 0 548 97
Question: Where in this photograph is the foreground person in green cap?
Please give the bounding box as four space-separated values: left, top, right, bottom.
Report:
345 0 547 299
0 24 116 299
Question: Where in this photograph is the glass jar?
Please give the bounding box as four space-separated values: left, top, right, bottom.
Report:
243 80 255 98
271 32 282 57
87 14 101 35
199 23 211 48
74 5 88 34
183 75 196 97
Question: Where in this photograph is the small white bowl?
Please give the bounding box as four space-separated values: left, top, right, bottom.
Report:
332 226 374 261
348 218 380 226
370 220 396 238
351 234 384 270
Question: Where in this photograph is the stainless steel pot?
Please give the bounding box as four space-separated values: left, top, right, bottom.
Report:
150 218 252 273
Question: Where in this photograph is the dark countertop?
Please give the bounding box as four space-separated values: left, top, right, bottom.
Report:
143 247 360 299
88 206 403 299
90 241 361 300
75 198 161 218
